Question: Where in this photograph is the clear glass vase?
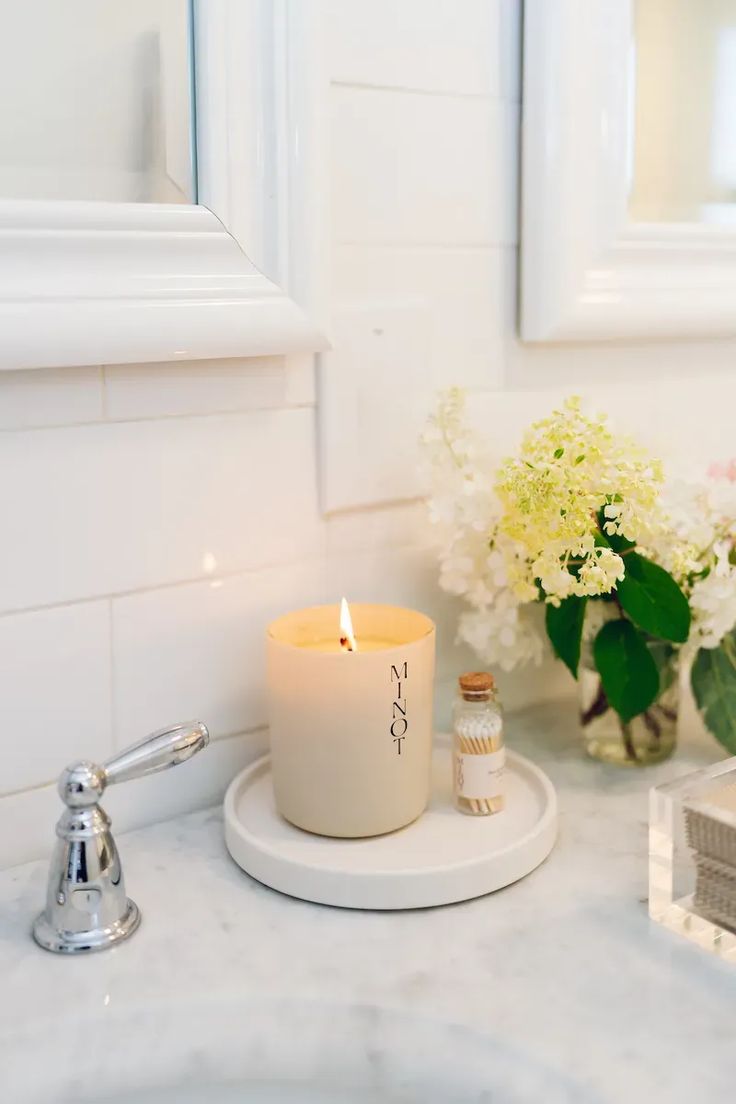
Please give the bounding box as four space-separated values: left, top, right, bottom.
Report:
578 641 679 766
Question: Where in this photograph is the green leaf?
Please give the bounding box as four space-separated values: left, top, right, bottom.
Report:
616 552 691 643
593 619 659 723
546 596 587 678
553 447 564 459
691 631 736 754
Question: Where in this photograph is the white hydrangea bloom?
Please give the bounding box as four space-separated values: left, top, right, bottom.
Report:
688 543 736 651
421 390 545 670
458 603 544 672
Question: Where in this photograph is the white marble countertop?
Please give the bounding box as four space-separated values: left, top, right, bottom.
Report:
2 700 736 1102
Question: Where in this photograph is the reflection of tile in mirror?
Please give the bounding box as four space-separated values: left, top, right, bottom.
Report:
629 0 736 226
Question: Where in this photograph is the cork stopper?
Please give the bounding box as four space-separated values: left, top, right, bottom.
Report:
458 671 495 700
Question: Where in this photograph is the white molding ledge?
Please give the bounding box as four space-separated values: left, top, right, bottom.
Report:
0 201 322 370
0 0 327 371
521 0 736 342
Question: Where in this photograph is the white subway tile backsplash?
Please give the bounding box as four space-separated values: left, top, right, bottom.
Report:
327 0 499 97
111 561 325 748
470 375 736 476
0 366 103 429
104 358 291 420
326 502 429 554
507 330 736 397
331 86 517 247
332 246 506 390
0 601 111 796
284 354 317 407
321 245 508 512
0 409 323 614
320 300 433 511
0 783 58 869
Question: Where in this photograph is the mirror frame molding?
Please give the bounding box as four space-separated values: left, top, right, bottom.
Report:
0 0 328 371
521 0 736 343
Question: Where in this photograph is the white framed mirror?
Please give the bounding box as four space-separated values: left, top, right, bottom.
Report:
0 0 328 371
521 0 736 342
0 0 196 205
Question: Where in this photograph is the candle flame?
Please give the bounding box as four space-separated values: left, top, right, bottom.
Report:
339 597 357 652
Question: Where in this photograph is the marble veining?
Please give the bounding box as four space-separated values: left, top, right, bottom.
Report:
1 701 735 1102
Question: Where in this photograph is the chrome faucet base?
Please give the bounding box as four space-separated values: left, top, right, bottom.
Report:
32 898 140 955
33 721 208 955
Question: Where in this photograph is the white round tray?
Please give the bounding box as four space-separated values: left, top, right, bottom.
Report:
224 740 557 910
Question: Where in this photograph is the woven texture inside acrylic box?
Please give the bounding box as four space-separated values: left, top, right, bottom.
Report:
685 780 736 864
685 781 736 931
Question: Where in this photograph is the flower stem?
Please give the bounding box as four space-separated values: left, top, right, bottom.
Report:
620 721 638 762
581 681 609 726
642 709 661 753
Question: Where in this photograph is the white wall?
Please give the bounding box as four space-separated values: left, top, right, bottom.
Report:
3 0 736 866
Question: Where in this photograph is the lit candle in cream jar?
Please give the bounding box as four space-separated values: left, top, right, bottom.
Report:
266 601 436 838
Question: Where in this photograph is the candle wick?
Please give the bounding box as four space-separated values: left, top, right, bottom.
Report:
340 636 355 652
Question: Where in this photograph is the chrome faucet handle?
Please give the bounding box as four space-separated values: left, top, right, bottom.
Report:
99 720 209 788
33 721 209 955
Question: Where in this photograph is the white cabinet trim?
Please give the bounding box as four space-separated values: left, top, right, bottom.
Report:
521 0 736 342
0 0 328 371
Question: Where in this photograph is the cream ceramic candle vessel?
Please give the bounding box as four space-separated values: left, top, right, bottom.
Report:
266 603 436 838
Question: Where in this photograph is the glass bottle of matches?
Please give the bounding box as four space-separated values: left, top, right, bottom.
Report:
452 672 505 816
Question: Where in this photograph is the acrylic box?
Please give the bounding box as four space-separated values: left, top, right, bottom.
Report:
650 755 736 962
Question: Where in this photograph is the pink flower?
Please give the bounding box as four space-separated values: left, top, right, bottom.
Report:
708 459 736 482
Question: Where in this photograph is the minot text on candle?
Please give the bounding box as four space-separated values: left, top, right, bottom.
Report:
391 661 408 755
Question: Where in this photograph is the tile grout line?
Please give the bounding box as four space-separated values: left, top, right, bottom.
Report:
0 551 335 622
0 398 317 436
0 523 437 622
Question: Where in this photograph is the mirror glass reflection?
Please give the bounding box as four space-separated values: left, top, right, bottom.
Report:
0 0 196 204
629 0 736 225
